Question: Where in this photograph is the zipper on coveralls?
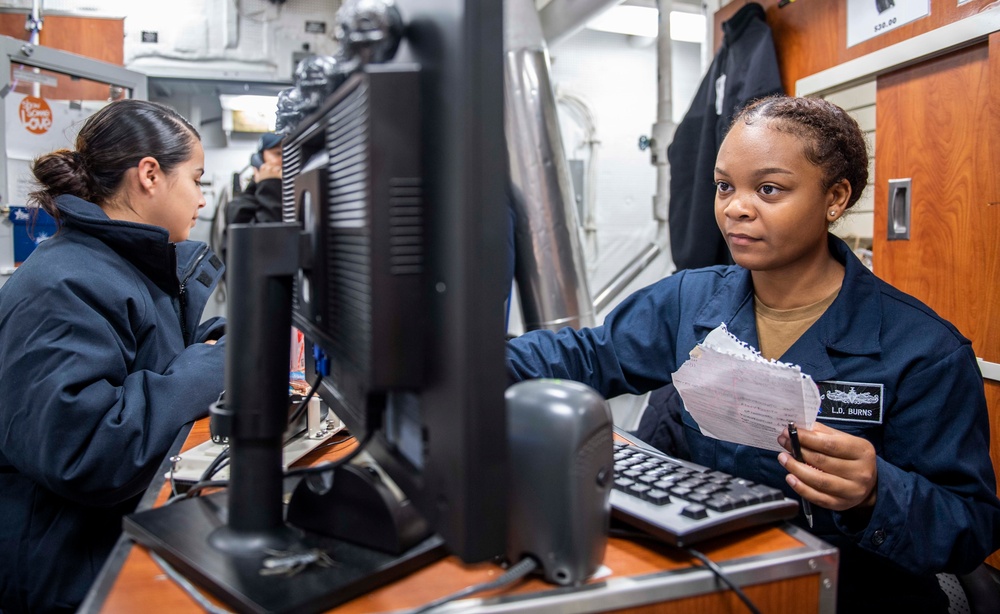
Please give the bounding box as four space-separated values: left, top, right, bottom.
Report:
178 247 211 344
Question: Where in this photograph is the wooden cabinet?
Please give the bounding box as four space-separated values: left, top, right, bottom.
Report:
0 12 124 101
875 38 1000 570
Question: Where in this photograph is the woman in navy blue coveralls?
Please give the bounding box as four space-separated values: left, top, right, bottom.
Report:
0 100 226 613
507 96 1000 613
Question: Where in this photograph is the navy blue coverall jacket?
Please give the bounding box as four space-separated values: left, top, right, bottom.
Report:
507 235 1000 613
0 195 226 613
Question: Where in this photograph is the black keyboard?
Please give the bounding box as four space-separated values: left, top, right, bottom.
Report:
610 437 799 547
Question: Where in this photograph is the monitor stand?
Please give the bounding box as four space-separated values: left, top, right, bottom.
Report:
124 491 446 614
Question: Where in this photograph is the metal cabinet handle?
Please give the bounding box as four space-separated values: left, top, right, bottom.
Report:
887 178 911 240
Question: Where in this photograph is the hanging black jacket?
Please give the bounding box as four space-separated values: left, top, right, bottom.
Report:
0 195 226 613
667 2 783 271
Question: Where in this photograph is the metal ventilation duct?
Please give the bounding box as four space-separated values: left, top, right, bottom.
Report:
538 0 625 47
505 0 595 331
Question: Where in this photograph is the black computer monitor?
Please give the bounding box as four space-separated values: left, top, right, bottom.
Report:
283 0 509 564
122 2 508 611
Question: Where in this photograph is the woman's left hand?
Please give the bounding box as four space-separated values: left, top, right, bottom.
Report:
777 422 878 512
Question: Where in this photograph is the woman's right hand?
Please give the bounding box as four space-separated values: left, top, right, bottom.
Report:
777 422 878 512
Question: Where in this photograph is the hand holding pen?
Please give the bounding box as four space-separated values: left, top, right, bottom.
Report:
786 422 813 528
779 421 880 520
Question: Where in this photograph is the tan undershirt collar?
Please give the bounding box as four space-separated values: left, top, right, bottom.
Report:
754 288 840 360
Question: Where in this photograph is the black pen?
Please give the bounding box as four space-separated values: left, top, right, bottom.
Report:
787 421 814 528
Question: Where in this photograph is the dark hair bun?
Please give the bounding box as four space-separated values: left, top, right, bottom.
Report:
29 149 92 218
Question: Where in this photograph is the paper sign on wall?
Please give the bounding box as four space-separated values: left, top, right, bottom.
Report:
4 93 101 207
847 0 929 48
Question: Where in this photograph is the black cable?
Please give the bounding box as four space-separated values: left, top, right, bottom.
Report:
308 434 356 454
166 378 343 501
187 432 349 490
163 479 230 506
205 456 230 480
685 547 762 614
199 446 230 482
285 392 386 478
609 528 762 614
408 556 539 614
287 374 323 428
283 426 374 478
186 375 321 491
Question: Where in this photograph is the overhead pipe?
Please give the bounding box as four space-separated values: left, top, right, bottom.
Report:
538 0 626 47
505 0 595 331
592 242 662 315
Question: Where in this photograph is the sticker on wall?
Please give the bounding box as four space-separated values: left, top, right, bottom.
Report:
847 0 929 47
18 96 53 135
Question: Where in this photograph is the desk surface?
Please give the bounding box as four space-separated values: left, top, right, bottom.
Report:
85 420 838 614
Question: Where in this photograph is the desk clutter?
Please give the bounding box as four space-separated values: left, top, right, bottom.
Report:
166 395 346 485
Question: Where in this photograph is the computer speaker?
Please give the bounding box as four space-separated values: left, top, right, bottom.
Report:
505 379 614 586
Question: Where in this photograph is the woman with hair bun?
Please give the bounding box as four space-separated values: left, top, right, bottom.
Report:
0 99 226 613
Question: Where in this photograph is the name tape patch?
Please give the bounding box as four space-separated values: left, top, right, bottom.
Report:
817 380 884 425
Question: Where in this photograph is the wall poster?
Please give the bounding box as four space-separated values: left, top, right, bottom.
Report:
4 92 97 207
847 0 930 47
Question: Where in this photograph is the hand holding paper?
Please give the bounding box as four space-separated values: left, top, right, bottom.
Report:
672 324 820 452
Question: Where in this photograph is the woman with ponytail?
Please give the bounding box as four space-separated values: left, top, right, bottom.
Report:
0 99 226 613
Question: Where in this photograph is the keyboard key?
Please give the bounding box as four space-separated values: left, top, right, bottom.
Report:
750 484 784 502
681 504 708 520
627 484 652 497
644 489 671 505
705 495 736 512
614 477 635 489
670 486 692 498
686 492 710 504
